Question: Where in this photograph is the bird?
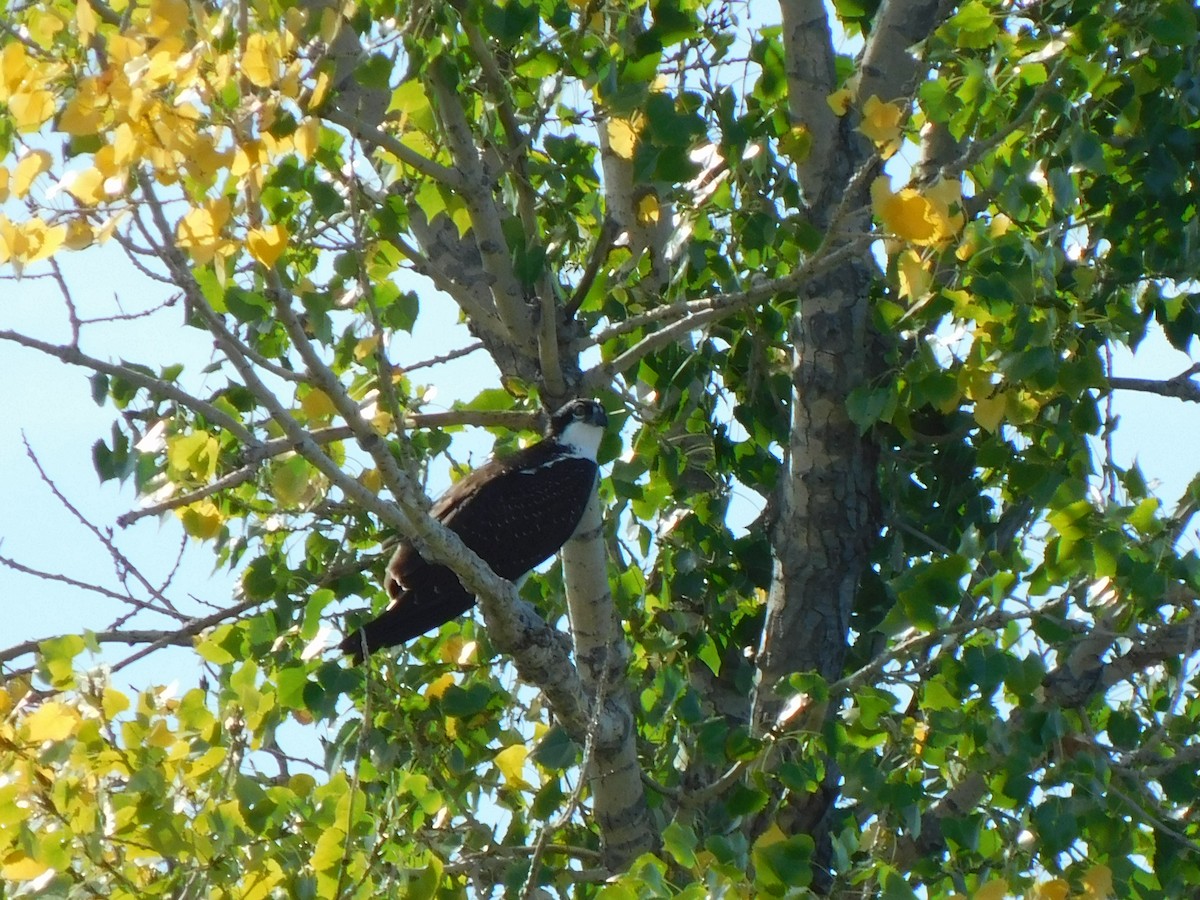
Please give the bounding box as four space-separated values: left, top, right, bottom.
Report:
341 398 609 662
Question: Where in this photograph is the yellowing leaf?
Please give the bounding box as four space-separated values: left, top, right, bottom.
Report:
270 456 312 507
148 0 189 38
0 167 8 202
359 468 382 493
925 178 966 240
635 191 660 226
178 499 223 540
1 852 50 882
872 177 963 247
973 392 1006 432
63 219 95 250
20 219 66 264
76 0 98 40
827 88 853 116
13 150 52 198
244 33 281 88
10 89 55 132
1082 864 1113 899
102 686 130 719
605 117 638 160
494 744 532 790
859 95 905 157
294 117 319 159
973 878 1008 900
24 700 80 743
309 70 332 110
247 224 288 268
353 333 382 361
873 177 937 245
176 202 232 263
371 410 395 435
897 249 932 301
63 167 107 205
1033 879 1070 900
1 42 30 101
300 388 336 421
424 673 455 701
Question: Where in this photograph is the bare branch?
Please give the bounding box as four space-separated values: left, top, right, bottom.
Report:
427 59 532 347
21 437 187 621
1109 363 1200 403
0 330 258 446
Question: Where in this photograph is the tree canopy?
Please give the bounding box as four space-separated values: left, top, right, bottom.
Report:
3 0 1200 896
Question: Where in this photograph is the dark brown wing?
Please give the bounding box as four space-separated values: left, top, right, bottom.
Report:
441 454 598 579
386 456 509 591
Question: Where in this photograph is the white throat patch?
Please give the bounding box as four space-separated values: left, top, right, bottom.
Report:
557 419 604 461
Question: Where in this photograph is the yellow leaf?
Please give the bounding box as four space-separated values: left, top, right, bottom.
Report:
244 33 280 88
359 468 382 493
873 176 963 247
148 0 189 39
63 218 95 250
0 214 15 265
294 117 319 160
102 686 130 719
605 117 638 160
1082 864 1113 899
897 249 932 301
371 410 395 435
300 388 336 421
247 224 288 268
1032 879 1069 900
0 167 8 202
59 79 107 136
24 700 80 743
635 191 660 226
353 334 381 361
973 392 1006 432
859 95 905 157
13 150 52 198
494 744 532 790
1 852 50 882
925 178 966 241
424 673 455 701
309 70 332 110
61 167 107 205
20 219 67 264
76 0 98 40
10 89 55 132
177 499 223 540
827 88 853 116
146 719 175 748
972 877 1008 900
1 42 30 102
176 200 232 264
989 213 1012 237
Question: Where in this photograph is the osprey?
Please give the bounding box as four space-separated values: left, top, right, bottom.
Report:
341 399 608 662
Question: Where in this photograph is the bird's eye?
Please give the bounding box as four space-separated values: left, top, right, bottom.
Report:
573 405 586 419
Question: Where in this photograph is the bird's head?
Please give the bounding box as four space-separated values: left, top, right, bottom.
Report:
548 399 608 460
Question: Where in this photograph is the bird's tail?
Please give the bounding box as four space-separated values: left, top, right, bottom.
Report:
340 574 475 663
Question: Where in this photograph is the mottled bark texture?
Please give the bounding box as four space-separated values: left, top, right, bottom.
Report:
751 0 952 888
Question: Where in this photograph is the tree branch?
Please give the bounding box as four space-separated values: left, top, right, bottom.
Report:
1109 363 1200 402
0 330 258 446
